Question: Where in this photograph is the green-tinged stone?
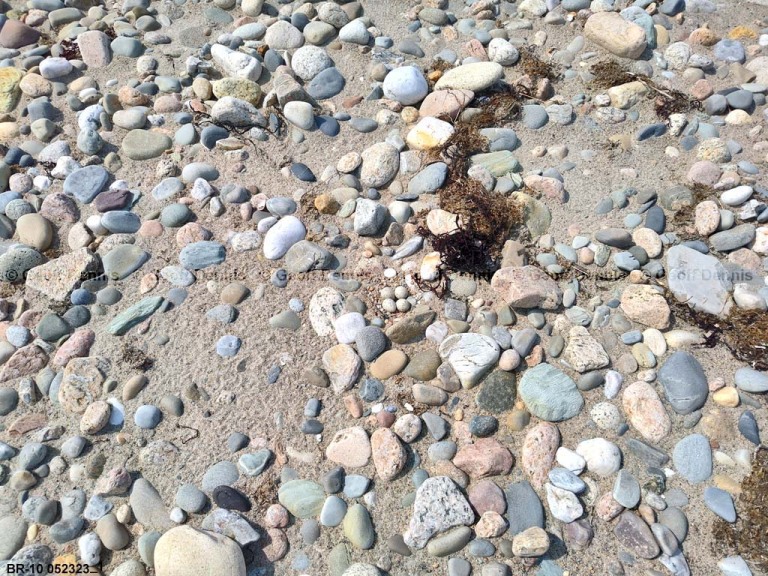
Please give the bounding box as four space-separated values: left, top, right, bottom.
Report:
107 296 164 336
269 310 301 330
470 151 521 177
385 308 435 344
121 129 172 160
342 504 374 550
426 526 472 557
328 543 351 576
518 363 584 422
475 370 516 413
211 78 262 105
403 349 441 381
0 68 23 113
277 479 325 519
512 192 551 238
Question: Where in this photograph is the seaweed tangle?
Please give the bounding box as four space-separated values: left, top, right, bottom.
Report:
713 448 768 574
590 60 702 122
664 288 768 370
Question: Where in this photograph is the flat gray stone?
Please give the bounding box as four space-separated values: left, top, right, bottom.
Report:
658 352 708 415
672 434 712 483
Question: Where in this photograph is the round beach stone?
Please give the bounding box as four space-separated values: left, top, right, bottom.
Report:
383 66 429 105
121 130 172 160
658 352 708 414
672 434 712 483
16 213 53 250
154 526 245 576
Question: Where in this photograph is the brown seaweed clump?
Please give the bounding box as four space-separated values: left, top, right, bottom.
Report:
671 183 718 233
519 45 558 82
120 343 154 370
59 39 81 61
590 60 702 121
416 97 524 285
721 308 768 370
713 449 768 573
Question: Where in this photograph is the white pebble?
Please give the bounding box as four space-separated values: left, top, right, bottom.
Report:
170 507 187 523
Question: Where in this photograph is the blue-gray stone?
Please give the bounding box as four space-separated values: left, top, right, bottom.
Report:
427 440 457 462
522 105 549 129
505 480 544 535
227 433 249 454
101 210 141 233
512 328 539 357
734 367 768 393
614 251 640 271
636 123 666 141
481 128 519 150
206 304 236 324
111 36 144 57
181 162 219 182
63 165 109 203
319 495 347 527
349 117 378 133
317 116 340 136
238 449 272 477
152 178 184 201
422 412 448 440
518 363 584 421
563 0 591 9
713 39 745 63
160 204 193 227
658 352 708 415
549 467 586 493
291 162 316 182
134 405 162 429
710 224 755 252
726 89 753 111
18 443 47 470
179 241 225 270
469 415 498 437
672 434 711 483
468 538 495 557
174 123 198 145
202 461 239 492
107 296 163 336
738 411 760 446
408 162 448 195
0 192 22 214
216 335 241 357
659 0 685 15
84 494 113 521
307 67 346 100
703 487 736 522
49 518 84 543
201 125 229 149
343 474 370 498
358 377 384 402
175 484 207 513
612 471 641 510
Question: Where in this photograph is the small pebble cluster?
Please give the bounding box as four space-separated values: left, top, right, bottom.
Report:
0 0 766 576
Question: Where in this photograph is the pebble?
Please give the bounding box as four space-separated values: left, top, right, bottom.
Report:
672 434 712 483
658 352 709 414
518 363 584 421
704 487 737 522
